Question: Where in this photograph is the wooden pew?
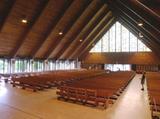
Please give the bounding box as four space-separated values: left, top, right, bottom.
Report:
11 70 106 92
57 71 135 108
146 72 160 117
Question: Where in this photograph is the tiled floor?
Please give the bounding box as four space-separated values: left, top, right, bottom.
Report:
0 74 152 119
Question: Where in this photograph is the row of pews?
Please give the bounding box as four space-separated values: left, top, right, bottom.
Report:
146 72 160 118
10 70 106 92
56 71 135 108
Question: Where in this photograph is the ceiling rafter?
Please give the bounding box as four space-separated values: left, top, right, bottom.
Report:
112 5 160 57
119 15 160 52
119 19 160 59
46 0 92 59
60 4 109 59
119 18 160 56
31 0 73 59
69 11 113 59
109 3 160 51
115 0 160 45
134 0 160 18
119 19 153 50
13 0 66 57
79 18 116 59
9 0 49 58
51 0 104 59
104 0 160 53
118 0 160 33
0 0 15 32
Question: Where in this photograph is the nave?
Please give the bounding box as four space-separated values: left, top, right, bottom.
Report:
0 74 151 119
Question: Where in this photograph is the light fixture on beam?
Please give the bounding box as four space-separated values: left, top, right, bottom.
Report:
139 32 143 38
137 20 143 26
59 32 63 35
79 39 83 42
21 19 28 24
21 15 28 24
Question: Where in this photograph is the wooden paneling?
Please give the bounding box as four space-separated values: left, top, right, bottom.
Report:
79 18 116 59
15 0 66 57
81 63 104 70
49 0 104 59
34 0 91 59
62 4 109 59
83 52 160 64
0 0 159 60
0 0 15 32
115 0 160 45
10 0 49 57
0 0 45 56
69 12 113 59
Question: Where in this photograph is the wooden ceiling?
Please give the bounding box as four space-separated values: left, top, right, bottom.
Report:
0 0 159 60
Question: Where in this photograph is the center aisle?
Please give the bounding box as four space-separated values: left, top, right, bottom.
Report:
105 74 152 119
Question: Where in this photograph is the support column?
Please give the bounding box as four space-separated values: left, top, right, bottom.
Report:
11 59 15 73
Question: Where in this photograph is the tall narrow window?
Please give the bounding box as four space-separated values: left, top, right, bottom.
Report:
90 21 151 52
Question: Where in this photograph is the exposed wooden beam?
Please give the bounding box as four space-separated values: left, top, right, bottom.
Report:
79 18 116 59
52 1 104 59
55 1 105 59
111 2 160 51
115 0 160 45
120 19 160 59
118 16 160 58
46 0 92 59
31 0 73 58
106 0 160 53
134 0 160 18
69 11 113 59
60 4 109 59
118 0 160 33
120 16 160 51
0 0 15 32
119 18 160 55
10 0 49 57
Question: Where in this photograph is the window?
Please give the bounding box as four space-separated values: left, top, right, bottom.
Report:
90 40 102 52
0 59 77 74
0 59 9 74
109 24 116 52
104 64 131 71
90 21 151 53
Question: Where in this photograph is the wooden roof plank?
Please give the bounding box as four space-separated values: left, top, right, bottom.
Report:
32 0 73 58
15 0 69 57
69 11 113 59
60 4 109 59
119 18 160 55
46 0 92 59
118 0 160 33
52 0 104 59
115 0 160 45
0 0 15 32
79 18 116 59
108 1 160 48
9 0 49 57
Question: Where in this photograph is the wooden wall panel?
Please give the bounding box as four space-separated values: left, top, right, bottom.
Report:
83 52 160 64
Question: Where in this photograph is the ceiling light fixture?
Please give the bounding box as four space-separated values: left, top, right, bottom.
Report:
79 39 83 42
138 22 143 26
137 20 143 26
21 19 27 24
139 32 143 38
59 32 63 35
